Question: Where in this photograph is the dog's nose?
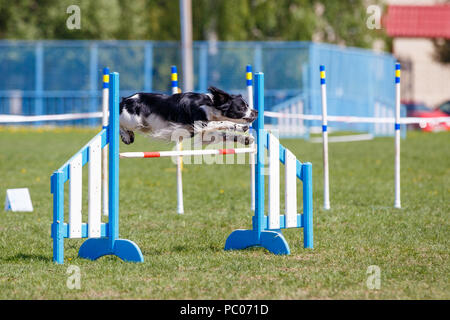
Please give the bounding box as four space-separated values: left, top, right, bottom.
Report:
244 109 258 122
249 109 258 121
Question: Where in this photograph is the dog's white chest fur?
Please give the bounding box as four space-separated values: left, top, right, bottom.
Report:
120 107 191 141
120 108 167 132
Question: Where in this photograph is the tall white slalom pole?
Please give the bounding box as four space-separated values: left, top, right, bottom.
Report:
171 66 184 214
247 65 256 211
320 65 330 210
101 67 109 216
394 63 401 209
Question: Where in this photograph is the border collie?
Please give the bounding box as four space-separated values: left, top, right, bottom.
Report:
119 86 257 145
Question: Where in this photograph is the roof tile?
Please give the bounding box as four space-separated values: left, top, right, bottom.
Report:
384 5 450 39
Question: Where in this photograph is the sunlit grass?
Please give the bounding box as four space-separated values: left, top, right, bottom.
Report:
0 128 448 299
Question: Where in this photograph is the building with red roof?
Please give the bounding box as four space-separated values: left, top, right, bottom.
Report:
383 1 450 107
385 4 450 39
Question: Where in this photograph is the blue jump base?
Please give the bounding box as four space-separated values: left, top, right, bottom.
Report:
225 230 291 255
78 238 144 262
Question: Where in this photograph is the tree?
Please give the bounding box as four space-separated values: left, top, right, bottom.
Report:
0 0 389 51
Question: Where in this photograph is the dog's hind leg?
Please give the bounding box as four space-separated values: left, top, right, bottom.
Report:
120 127 135 144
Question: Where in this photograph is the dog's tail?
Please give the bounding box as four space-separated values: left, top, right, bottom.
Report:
119 96 132 113
119 98 124 113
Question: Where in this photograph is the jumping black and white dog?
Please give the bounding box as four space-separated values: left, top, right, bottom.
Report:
119 86 257 145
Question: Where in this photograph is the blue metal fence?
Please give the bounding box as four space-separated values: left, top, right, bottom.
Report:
308 43 399 135
266 43 404 137
0 40 397 131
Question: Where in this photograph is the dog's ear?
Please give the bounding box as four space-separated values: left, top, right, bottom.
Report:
208 86 231 105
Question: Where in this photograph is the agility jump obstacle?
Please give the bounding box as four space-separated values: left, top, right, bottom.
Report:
96 65 255 217
169 65 257 214
318 63 402 210
51 72 144 264
51 70 313 264
225 72 313 253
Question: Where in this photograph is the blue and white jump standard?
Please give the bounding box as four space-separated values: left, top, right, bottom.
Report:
225 72 314 254
51 72 144 264
51 70 313 263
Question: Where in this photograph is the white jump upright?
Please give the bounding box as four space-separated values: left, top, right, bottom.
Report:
101 67 109 216
394 63 401 209
320 65 330 210
171 66 184 214
247 65 256 211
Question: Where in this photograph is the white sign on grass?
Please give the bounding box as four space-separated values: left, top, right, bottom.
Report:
4 188 33 212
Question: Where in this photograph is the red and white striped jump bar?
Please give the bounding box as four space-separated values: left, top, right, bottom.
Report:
119 147 256 159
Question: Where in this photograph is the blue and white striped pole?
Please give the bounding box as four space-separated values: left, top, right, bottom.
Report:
247 65 256 211
171 65 179 95
320 65 330 210
171 66 184 214
102 67 109 216
246 65 254 109
394 63 401 209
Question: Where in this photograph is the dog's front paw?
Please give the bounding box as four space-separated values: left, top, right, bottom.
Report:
120 129 135 145
234 134 254 145
243 135 254 145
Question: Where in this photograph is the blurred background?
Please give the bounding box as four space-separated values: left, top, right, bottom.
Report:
0 0 449 135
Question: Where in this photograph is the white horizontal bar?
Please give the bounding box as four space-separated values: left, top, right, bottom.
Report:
264 111 450 125
310 134 374 143
2 111 448 125
0 112 102 123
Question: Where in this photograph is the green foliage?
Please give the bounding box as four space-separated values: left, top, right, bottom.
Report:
0 0 388 50
213 0 317 41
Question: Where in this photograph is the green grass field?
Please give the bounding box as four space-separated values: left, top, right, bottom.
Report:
0 127 448 299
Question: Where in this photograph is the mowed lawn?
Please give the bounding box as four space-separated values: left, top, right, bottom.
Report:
0 126 448 299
